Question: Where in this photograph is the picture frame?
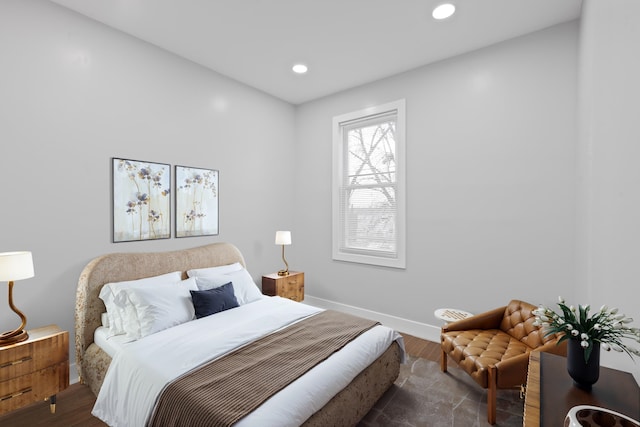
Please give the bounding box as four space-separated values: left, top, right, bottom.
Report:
175 165 219 237
112 158 171 242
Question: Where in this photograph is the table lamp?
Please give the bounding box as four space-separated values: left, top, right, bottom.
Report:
0 251 34 345
275 231 291 276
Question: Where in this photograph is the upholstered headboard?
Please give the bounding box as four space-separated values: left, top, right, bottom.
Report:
75 242 245 383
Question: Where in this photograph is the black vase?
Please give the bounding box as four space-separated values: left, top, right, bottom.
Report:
567 338 600 390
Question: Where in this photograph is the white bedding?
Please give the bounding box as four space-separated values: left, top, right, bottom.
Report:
92 296 404 427
94 326 130 357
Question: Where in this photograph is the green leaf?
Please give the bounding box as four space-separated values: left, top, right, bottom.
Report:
584 343 592 363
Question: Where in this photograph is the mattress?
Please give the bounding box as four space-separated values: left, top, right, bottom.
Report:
92 296 404 427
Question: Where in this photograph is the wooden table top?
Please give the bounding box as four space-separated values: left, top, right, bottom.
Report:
524 351 640 426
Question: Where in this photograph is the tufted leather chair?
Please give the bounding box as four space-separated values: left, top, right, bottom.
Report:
440 299 566 424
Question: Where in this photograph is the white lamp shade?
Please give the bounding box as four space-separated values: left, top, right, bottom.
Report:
0 251 35 281
275 231 292 245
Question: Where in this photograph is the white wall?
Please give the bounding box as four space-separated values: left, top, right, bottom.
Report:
295 22 579 339
0 0 296 366
579 0 640 380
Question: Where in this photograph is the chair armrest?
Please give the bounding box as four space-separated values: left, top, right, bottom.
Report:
494 352 530 387
493 338 567 388
442 306 507 332
536 336 568 357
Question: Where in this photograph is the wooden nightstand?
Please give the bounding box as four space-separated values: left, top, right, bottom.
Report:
0 325 69 415
262 271 304 302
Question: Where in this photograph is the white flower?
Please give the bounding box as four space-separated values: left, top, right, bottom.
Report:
532 320 540 327
538 298 638 361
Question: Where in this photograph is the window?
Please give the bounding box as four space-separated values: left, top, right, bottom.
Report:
332 99 406 268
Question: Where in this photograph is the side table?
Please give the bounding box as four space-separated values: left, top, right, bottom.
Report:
262 271 304 302
524 351 639 426
434 308 473 323
0 324 69 415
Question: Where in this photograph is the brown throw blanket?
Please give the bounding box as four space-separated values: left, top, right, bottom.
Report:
147 310 380 427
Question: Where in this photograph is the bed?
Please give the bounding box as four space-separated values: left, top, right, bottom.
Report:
75 242 403 426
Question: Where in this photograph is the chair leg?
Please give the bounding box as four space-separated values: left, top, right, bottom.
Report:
487 366 497 425
440 348 447 372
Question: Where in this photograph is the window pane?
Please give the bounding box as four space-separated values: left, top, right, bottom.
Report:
343 187 396 253
346 121 396 186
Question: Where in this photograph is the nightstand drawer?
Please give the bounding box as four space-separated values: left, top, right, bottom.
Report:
0 331 67 382
0 348 35 382
0 361 68 413
280 277 303 300
282 275 301 287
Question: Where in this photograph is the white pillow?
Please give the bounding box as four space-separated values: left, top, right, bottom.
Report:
194 275 234 291
121 277 198 340
195 268 263 305
99 271 182 336
187 262 243 278
225 269 264 305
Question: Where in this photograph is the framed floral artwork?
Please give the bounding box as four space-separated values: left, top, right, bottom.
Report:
175 165 219 237
112 158 171 242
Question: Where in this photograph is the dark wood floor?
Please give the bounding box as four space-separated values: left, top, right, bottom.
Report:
402 333 441 362
0 333 438 427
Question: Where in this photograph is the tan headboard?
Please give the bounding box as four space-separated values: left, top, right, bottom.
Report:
75 242 245 379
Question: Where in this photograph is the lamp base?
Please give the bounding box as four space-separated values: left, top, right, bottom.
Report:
0 329 29 346
277 269 289 276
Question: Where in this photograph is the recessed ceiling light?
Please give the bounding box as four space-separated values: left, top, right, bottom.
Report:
432 3 456 20
292 64 308 74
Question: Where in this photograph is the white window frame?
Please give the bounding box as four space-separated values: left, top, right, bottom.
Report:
332 99 406 269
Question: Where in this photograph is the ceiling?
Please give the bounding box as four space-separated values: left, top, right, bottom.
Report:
49 0 583 105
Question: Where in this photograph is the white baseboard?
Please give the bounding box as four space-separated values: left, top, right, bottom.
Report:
70 362 79 384
303 295 441 343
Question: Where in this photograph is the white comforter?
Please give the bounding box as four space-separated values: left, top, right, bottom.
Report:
92 296 404 427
